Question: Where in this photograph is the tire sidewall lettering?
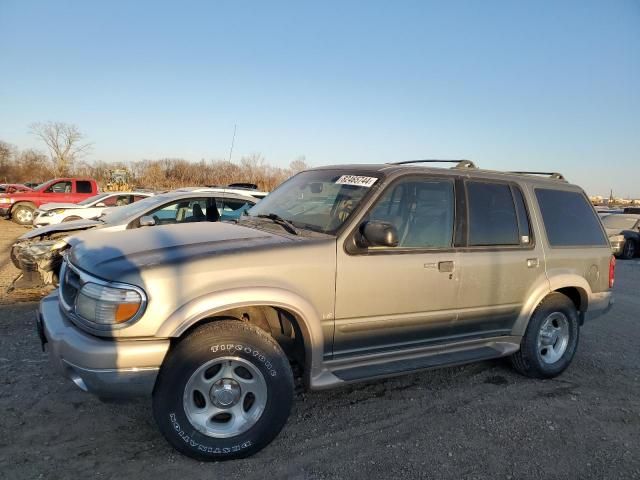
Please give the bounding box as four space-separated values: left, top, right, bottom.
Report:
210 342 278 377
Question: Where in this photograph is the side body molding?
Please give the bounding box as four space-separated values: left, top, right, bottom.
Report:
155 287 326 385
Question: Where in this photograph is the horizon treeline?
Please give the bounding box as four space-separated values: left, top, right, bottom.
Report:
0 140 308 191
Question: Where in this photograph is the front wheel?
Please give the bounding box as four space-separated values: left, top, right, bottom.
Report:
152 320 294 460
511 293 579 379
12 205 34 225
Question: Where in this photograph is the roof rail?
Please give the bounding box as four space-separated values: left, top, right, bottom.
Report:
389 159 477 169
509 171 567 181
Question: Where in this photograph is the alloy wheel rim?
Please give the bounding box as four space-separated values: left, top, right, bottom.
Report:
624 241 635 258
183 356 268 438
537 312 570 364
17 209 33 223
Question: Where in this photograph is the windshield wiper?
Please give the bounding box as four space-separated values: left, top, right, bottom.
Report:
255 213 299 235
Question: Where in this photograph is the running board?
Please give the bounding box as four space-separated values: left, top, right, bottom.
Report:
330 339 519 383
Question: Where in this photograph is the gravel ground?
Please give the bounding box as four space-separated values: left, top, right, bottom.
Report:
0 219 638 479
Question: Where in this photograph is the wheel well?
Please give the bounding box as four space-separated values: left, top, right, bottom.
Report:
11 201 36 212
555 287 587 323
175 306 307 379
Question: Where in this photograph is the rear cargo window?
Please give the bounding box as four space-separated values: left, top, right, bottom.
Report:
467 182 519 246
535 189 607 247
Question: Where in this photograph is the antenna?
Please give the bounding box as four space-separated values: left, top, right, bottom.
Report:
228 124 237 162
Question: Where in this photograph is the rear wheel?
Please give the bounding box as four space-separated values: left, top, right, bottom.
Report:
12 205 34 225
511 293 579 379
152 320 294 460
622 240 636 259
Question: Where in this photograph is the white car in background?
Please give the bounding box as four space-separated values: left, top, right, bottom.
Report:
33 192 154 227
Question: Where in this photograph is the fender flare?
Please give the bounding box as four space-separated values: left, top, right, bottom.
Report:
156 287 325 383
512 272 592 336
10 201 37 214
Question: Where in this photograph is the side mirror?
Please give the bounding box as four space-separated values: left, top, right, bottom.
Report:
95 202 106 207
360 221 399 248
139 215 156 227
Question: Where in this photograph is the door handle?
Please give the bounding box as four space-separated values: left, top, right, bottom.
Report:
526 258 539 268
438 261 455 273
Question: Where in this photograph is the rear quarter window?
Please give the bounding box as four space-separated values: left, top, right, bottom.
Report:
535 189 607 247
77 181 93 194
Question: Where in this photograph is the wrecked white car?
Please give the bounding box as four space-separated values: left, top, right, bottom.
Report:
10 188 260 290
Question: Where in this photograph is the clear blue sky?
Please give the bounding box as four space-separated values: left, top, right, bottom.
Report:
1 0 638 196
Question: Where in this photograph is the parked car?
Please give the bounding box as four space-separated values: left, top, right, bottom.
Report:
0 177 99 225
33 191 155 227
11 187 259 289
601 213 640 259
37 161 614 460
0 183 33 194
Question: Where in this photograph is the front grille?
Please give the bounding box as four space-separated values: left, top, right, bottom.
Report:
59 261 81 309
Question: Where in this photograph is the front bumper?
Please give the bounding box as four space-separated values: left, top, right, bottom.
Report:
38 293 170 398
584 291 614 323
0 206 10 217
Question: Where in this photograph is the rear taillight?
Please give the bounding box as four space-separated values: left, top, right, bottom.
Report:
609 256 616 289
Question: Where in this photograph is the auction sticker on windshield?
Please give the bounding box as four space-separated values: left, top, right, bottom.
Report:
335 175 378 187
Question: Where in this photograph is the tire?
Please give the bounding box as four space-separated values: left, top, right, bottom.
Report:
12 204 35 225
10 246 20 269
622 240 636 260
62 216 82 222
152 320 294 461
511 293 579 379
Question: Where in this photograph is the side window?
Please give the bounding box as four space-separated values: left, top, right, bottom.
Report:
77 181 92 194
149 201 183 224
133 195 148 202
45 181 72 193
102 195 120 206
535 189 608 247
220 198 255 220
114 195 132 206
467 182 519 246
368 178 455 248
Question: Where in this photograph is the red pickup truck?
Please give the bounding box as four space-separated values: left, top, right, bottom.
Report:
0 178 99 225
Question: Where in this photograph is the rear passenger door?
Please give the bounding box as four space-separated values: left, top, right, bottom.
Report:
455 180 546 337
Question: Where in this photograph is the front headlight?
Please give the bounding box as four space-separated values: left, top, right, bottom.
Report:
25 239 68 256
0 197 13 204
76 283 143 325
53 208 66 214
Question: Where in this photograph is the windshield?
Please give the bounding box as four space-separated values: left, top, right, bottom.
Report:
101 194 168 224
246 170 381 234
78 193 109 206
602 215 638 230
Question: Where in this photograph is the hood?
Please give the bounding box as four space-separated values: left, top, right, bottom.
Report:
39 202 84 211
19 219 102 240
68 222 297 281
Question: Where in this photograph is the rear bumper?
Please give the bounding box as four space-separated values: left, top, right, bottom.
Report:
584 291 614 322
38 293 170 398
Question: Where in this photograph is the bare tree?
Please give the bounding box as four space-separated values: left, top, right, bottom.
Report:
0 140 16 182
30 122 92 176
289 156 309 173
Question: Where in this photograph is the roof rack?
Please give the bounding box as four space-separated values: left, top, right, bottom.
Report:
509 171 566 181
389 159 477 169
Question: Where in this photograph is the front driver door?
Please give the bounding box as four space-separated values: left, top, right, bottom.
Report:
333 175 461 359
